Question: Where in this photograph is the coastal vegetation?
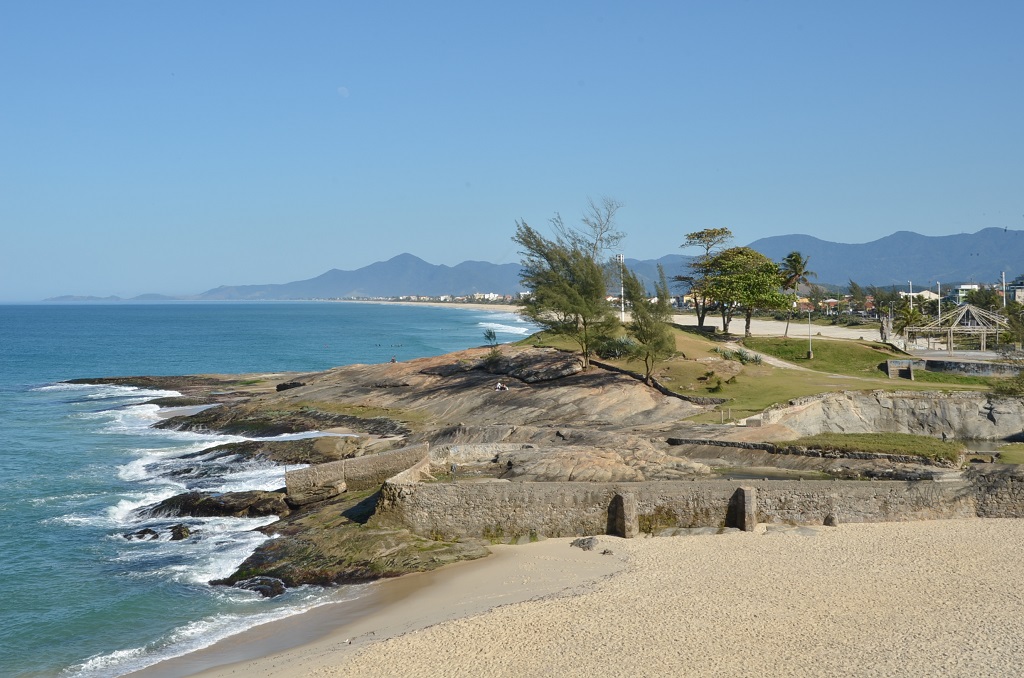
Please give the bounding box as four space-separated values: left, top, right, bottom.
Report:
513 205 620 370
621 265 675 383
996 443 1024 464
787 433 965 464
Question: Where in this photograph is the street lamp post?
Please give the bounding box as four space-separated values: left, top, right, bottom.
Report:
807 309 813 360
908 281 913 311
616 254 625 322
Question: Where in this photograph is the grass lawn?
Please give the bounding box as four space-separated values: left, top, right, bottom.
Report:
997 443 1024 464
788 432 965 464
741 336 898 377
519 327 990 424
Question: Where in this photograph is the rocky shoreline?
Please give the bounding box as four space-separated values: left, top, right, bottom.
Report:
83 346 1015 598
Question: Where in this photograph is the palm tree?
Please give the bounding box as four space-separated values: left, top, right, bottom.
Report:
894 304 924 336
780 251 817 337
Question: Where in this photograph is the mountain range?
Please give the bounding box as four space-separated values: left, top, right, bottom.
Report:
45 228 1024 301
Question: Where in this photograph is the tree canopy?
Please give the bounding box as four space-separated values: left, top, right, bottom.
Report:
705 247 790 336
623 265 675 384
677 227 733 327
513 218 618 369
779 251 816 337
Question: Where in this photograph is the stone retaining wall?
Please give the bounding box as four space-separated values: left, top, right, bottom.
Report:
373 475 988 542
285 443 429 505
666 438 959 468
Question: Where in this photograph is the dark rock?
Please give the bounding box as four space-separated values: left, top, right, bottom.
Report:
170 524 192 540
276 381 306 392
234 576 287 598
138 490 290 520
824 512 840 527
125 528 159 541
570 536 598 551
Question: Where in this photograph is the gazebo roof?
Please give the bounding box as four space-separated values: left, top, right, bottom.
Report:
907 303 1009 336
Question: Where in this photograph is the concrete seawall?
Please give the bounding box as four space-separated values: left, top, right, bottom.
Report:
373 475 991 541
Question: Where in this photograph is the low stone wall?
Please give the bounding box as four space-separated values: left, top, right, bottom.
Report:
666 437 959 468
925 359 1021 378
286 443 429 505
373 475 988 542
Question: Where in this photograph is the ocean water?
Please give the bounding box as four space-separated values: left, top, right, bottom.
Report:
0 302 534 677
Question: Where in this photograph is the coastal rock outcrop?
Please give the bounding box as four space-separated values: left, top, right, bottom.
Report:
138 491 291 519
233 576 287 598
762 391 1024 440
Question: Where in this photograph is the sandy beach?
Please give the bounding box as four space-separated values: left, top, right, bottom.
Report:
153 519 1024 677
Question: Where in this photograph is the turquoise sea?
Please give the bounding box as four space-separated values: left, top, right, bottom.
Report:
0 302 534 677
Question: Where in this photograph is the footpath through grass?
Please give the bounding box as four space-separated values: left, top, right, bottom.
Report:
788 433 965 464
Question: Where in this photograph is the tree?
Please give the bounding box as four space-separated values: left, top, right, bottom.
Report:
808 284 828 312
779 251 816 337
894 304 924 336
513 220 617 370
705 247 790 336
549 196 625 262
676 227 733 327
966 285 1002 312
622 265 675 384
847 280 867 312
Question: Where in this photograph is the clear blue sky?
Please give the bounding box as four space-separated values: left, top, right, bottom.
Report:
2 1 1022 300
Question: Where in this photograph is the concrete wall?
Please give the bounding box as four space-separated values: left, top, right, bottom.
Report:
286 443 429 504
373 476 989 542
925 359 1021 378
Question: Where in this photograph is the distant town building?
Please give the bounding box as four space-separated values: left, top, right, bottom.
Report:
950 284 980 305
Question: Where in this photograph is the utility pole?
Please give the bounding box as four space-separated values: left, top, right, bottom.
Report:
908 281 913 311
1002 271 1007 308
937 281 941 318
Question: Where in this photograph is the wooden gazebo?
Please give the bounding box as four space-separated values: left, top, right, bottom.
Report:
904 304 1009 354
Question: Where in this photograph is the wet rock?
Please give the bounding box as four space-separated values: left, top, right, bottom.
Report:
138 490 290 520
125 528 159 541
169 524 192 541
234 576 287 598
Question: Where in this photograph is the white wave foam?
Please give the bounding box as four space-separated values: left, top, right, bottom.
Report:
67 646 149 678
478 321 531 336
64 585 369 678
205 464 296 493
107 488 182 526
29 492 102 506
242 431 354 442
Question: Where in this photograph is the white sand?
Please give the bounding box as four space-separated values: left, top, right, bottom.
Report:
229 519 1024 678
179 538 623 678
